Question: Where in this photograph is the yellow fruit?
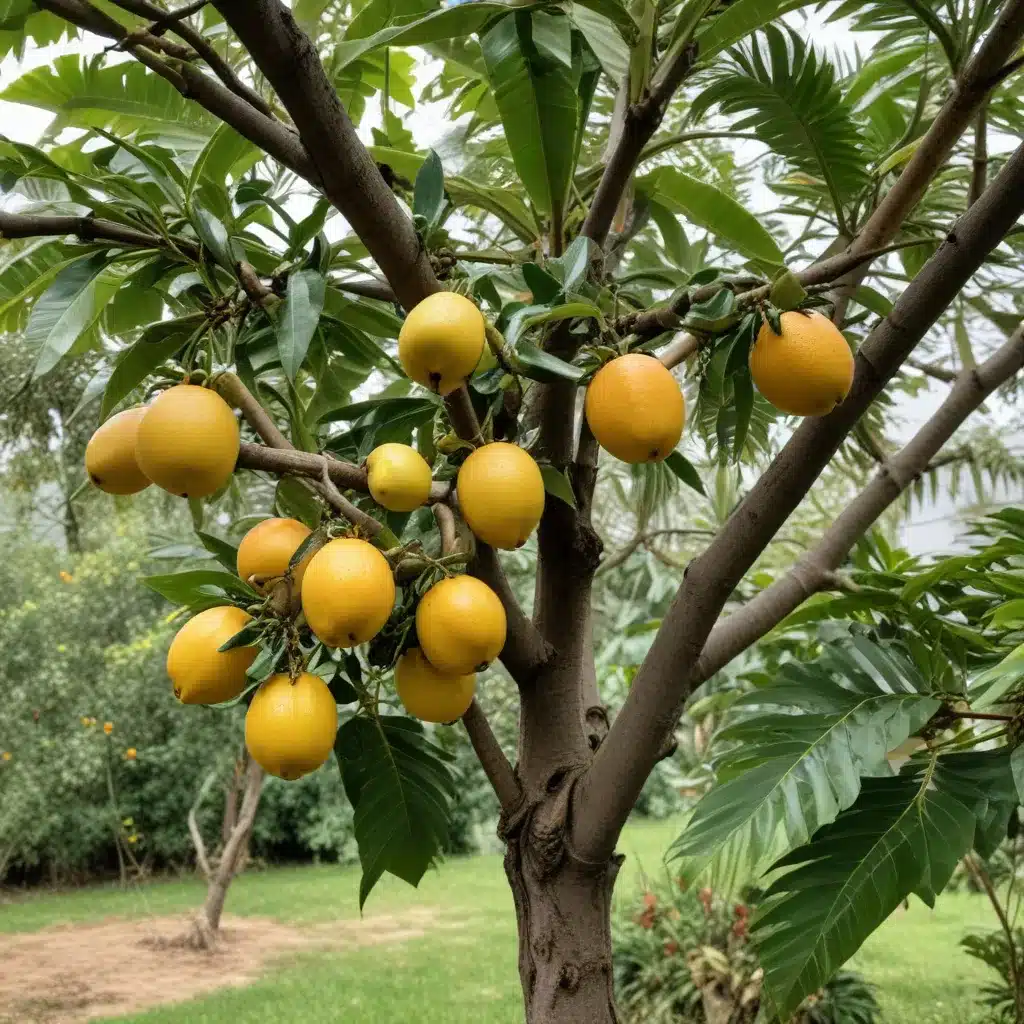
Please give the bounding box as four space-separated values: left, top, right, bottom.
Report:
395 648 475 724
301 538 396 648
584 354 685 463
366 442 433 512
167 605 257 705
135 385 239 498
245 672 338 781
398 292 485 396
457 442 545 550
237 517 313 592
85 408 151 495
416 575 506 674
750 311 855 417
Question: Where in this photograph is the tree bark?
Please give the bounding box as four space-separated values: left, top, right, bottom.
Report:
190 758 264 948
503 781 623 1023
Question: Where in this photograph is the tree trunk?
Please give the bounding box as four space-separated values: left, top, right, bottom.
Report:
503 778 623 1024
189 758 264 948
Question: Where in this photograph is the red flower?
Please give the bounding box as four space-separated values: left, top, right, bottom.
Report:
732 919 748 939
734 903 749 919
663 940 679 957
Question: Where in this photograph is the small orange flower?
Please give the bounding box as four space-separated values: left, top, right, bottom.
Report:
103 722 113 735
59 571 74 583
125 748 137 761
1 751 11 762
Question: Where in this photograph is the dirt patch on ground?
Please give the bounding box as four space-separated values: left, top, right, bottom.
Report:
0 907 442 1023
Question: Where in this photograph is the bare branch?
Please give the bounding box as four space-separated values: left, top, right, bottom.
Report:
187 769 218 881
211 0 438 310
331 276 398 303
658 333 699 370
432 503 458 556
0 211 201 260
906 357 959 383
572 140 1024 862
694 320 1024 681
461 700 521 812
969 100 990 208
318 457 384 537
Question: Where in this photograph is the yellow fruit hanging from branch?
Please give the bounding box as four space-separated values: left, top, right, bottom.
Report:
457 442 545 550
236 517 314 592
416 575 507 675
366 442 433 512
167 605 257 705
395 648 475 724
398 291 485 396
84 407 151 495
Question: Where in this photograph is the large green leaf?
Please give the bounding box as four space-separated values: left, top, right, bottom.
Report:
481 13 580 219
187 122 261 196
277 268 327 381
643 166 783 264
141 570 256 610
672 635 939 890
696 0 814 60
754 750 1011 1018
567 3 629 82
100 315 204 419
27 252 118 379
690 25 869 223
335 715 458 908
0 55 212 138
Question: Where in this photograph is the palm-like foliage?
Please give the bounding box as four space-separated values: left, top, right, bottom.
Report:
689 24 869 232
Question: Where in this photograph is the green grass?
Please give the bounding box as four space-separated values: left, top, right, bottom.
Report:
1 817 1000 1023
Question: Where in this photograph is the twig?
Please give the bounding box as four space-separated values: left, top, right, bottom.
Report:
0 211 201 261
906 357 959 383
187 769 218 881
433 503 458 556
952 710 1015 722
460 700 521 812
331 276 398 303
318 456 384 537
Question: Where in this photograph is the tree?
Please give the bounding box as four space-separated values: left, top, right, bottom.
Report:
2 0 1024 1020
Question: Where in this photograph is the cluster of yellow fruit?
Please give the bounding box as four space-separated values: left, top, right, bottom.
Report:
85 384 240 498
163 512 510 780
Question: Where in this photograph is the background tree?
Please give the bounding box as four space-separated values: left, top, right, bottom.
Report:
2 0 1024 1021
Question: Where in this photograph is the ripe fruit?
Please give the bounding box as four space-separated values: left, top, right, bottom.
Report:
366 443 432 512
135 385 239 498
167 605 257 705
457 442 545 550
398 291 485 396
584 353 685 463
416 575 507 674
395 648 475 724
237 517 313 592
750 310 855 417
85 408 150 495
245 672 338 781
301 538 396 648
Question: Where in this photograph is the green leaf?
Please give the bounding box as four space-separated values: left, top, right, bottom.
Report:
648 200 691 268
0 0 33 29
671 635 939 891
217 619 264 653
549 234 595 294
246 636 287 683
188 122 260 197
191 202 240 274
853 284 893 318
515 342 586 383
731 370 753 460
697 0 813 60
568 3 629 83
539 465 577 508
275 475 322 529
522 262 563 304
664 451 706 495
753 751 1001 1018
1011 746 1024 806
196 531 239 573
141 570 256 610
505 300 605 347
531 10 573 67
100 315 203 420
412 149 445 229
571 0 638 44
690 24 869 223
277 268 327 381
335 715 458 908
644 166 783 264
970 642 1024 711
27 252 114 379
481 13 580 218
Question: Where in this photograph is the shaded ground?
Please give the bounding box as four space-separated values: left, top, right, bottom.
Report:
0 908 443 1023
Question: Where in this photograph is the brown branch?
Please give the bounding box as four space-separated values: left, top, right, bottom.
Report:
969 100 990 208
187 769 218 881
461 700 521 812
211 0 438 310
432 503 458 556
693 319 1024 684
0 211 201 260
906 357 959 383
106 0 275 119
658 332 699 370
318 457 384 537
35 0 316 183
572 140 1024 862
332 277 398 303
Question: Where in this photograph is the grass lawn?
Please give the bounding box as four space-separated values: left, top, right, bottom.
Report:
1 816 1000 1023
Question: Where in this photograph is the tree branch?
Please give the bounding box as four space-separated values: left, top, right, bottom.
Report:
969 100 990 208
693 320 1024 682
0 211 201 260
35 0 316 182
211 0 438 310
187 768 218 881
461 700 521 812
906 356 959 383
572 139 1024 862
331 276 398 303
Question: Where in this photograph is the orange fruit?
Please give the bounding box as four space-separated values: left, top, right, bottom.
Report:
457 442 545 550
85 407 150 495
167 605 257 704
395 648 475 723
236 518 313 592
416 575 506 674
398 292 485 396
